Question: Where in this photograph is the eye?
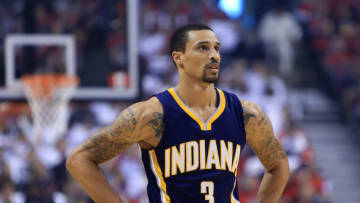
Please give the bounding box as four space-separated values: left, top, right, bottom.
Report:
214 46 220 52
198 45 209 51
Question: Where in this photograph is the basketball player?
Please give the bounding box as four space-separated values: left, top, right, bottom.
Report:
66 24 289 203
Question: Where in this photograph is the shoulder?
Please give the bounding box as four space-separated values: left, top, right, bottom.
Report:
112 96 163 138
220 90 263 119
124 96 164 133
218 89 260 117
130 97 164 149
238 99 269 129
240 100 262 117
136 96 163 118
128 96 163 118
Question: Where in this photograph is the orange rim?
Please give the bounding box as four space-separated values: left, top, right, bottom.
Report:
21 74 79 98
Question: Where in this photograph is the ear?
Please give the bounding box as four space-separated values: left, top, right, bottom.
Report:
172 51 183 68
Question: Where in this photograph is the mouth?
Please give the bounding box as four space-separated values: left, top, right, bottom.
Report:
206 63 220 71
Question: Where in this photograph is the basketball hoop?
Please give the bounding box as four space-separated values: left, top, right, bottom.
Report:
21 74 79 145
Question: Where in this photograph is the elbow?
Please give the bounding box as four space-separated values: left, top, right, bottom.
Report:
269 158 290 178
283 158 290 179
66 151 87 173
278 158 290 181
66 152 77 173
66 149 98 174
279 158 290 187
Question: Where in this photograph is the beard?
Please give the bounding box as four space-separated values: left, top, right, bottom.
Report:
202 68 219 83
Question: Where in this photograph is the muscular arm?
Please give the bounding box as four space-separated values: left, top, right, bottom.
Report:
66 98 163 203
241 100 290 203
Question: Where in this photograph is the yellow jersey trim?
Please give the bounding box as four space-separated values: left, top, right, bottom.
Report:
150 150 171 203
206 89 226 130
168 88 226 131
231 179 240 203
231 168 240 203
168 88 205 130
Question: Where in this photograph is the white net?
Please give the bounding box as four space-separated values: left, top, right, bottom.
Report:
21 74 78 145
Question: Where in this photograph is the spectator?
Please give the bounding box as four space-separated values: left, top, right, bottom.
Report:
259 5 302 78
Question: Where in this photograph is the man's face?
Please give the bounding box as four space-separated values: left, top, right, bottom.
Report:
178 30 221 83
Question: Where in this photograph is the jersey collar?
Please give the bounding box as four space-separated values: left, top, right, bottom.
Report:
168 87 226 131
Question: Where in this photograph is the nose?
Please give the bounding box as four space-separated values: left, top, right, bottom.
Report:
210 48 220 63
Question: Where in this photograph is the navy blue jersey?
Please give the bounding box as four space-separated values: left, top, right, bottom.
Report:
141 88 246 203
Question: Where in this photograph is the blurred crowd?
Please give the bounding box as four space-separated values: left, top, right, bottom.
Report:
296 0 360 126
0 0 338 203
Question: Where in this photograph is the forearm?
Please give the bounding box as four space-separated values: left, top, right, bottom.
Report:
66 153 123 203
256 159 289 203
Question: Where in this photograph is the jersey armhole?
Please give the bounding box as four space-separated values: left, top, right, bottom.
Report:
226 91 247 149
148 94 169 150
137 95 167 151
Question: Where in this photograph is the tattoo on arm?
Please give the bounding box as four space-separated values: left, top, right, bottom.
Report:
252 113 286 169
82 108 138 164
141 112 164 138
243 108 256 125
243 103 287 171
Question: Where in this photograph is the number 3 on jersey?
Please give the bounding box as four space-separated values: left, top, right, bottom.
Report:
201 181 214 203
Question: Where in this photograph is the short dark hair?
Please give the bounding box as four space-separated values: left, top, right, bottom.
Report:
170 24 213 54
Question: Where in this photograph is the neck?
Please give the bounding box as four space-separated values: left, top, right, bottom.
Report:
174 80 217 109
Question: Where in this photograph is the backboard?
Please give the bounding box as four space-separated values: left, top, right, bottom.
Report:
0 0 139 101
